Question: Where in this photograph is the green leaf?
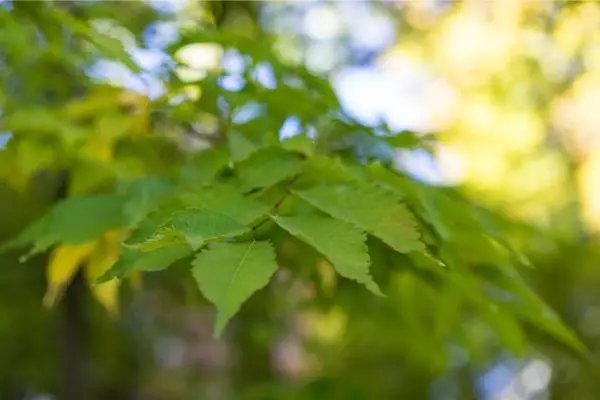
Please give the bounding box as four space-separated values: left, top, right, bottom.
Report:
384 131 428 149
50 8 140 72
118 177 173 229
492 267 587 355
179 147 229 188
272 214 383 296
134 185 270 249
96 243 192 283
229 130 260 162
2 194 125 257
295 156 357 186
281 134 315 156
191 241 278 336
178 184 271 225
1 108 66 134
69 159 115 196
295 182 424 254
236 148 303 191
157 209 251 249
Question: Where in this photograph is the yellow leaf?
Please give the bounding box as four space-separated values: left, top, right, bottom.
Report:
0 150 28 192
63 86 124 120
119 91 150 135
82 135 113 162
128 271 142 291
86 230 123 314
44 242 96 307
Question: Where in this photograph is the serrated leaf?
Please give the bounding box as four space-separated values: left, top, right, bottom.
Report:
96 243 192 283
133 185 269 250
236 148 303 191
178 185 270 224
156 210 249 249
2 194 125 256
295 182 424 254
191 241 278 336
273 214 382 296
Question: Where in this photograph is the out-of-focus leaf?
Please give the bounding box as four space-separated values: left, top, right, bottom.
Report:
1 194 125 256
179 147 229 188
69 159 115 196
85 230 122 314
229 130 260 162
118 177 173 229
1 108 65 134
236 147 303 191
43 241 96 307
49 8 140 72
281 134 315 156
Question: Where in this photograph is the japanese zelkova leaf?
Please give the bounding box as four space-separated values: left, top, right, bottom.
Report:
157 210 249 250
178 185 270 224
134 186 269 249
273 214 383 296
2 194 125 257
43 241 96 307
96 243 192 283
191 241 278 337
236 148 303 191
295 182 424 254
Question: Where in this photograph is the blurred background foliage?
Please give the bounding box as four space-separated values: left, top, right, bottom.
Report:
1 1 600 399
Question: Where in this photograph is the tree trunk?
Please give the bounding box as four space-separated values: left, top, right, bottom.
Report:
58 272 91 400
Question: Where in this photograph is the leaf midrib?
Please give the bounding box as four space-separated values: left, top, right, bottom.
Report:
221 241 256 316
